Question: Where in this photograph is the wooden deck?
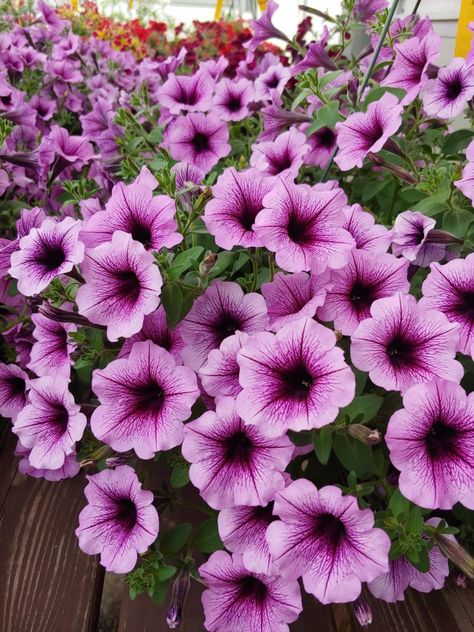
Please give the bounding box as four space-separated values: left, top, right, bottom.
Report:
1 424 474 632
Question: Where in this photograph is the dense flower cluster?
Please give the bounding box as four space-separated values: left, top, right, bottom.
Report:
1 0 474 629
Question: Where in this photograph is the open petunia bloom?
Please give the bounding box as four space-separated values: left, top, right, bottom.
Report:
80 180 181 251
76 465 159 574
318 250 409 335
351 293 463 393
253 63 291 102
0 206 46 277
164 112 231 174
91 341 199 459
266 480 390 604
343 204 392 253
334 93 403 171
9 217 84 296
28 312 76 379
199 331 249 398
180 280 268 370
158 70 215 115
200 551 302 632
236 317 355 437
303 125 338 169
118 306 184 362
419 253 474 355
16 439 80 481
392 210 447 267
455 140 474 203
261 270 330 332
386 379 474 510
13 376 86 470
354 0 387 23
76 231 162 341
250 128 308 181
212 78 254 122
203 167 273 250
182 397 293 509
218 503 278 575
253 178 354 273
0 362 29 420
423 58 474 119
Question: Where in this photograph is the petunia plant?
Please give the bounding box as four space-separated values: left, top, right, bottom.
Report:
1 0 474 629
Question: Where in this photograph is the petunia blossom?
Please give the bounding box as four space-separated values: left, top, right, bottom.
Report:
118 306 184 361
455 140 474 203
266 480 390 604
212 78 254 122
343 203 392 253
16 439 80 481
244 0 290 61
158 70 215 115
182 396 293 509
250 128 308 181
76 465 159 573
391 211 448 266
423 58 474 119
0 362 29 420
236 317 355 437
0 206 46 277
28 312 77 378
199 331 249 398
351 293 463 393
91 341 199 459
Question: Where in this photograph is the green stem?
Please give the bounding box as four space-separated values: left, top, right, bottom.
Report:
250 253 259 292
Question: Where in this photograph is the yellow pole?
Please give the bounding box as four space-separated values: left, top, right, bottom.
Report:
214 0 224 20
258 0 267 11
71 0 79 11
455 0 474 58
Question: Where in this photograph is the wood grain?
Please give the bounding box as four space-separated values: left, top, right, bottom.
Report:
0 421 18 514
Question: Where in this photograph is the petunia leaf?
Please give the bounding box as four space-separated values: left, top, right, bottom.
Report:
333 434 374 478
388 489 410 518
313 425 333 465
193 518 223 554
167 246 204 282
159 523 192 556
340 394 383 424
441 129 474 156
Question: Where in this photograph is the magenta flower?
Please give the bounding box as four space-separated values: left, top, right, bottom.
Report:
423 58 474 118
236 318 355 437
266 480 390 604
180 280 267 370
253 63 291 102
261 270 330 332
351 293 463 393
158 70 215 115
76 231 162 341
0 206 46 276
13 376 86 470
199 331 249 398
253 178 354 273
318 250 409 335
38 125 94 172
218 503 277 574
455 140 474 203
335 93 403 171
91 341 199 458
200 551 301 632
16 440 80 481
0 362 28 420
383 32 441 104
343 203 392 253
9 217 84 296
182 397 293 509
354 0 388 23
303 125 338 169
164 113 231 174
76 465 159 573
118 306 184 362
292 26 337 75
203 167 273 250
28 313 77 378
212 78 254 122
80 181 181 251
250 128 308 181
392 211 446 266
244 0 290 61
386 379 474 510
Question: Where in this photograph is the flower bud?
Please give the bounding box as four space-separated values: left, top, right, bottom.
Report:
435 534 474 579
347 424 382 445
166 568 191 629
453 569 469 589
352 595 372 627
199 252 218 277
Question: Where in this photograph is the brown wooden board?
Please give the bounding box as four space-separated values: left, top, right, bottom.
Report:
0 421 18 514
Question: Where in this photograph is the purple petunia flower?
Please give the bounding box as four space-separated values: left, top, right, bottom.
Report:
343 203 392 253
212 78 254 122
9 217 84 296
13 376 86 470
318 250 409 335
351 293 463 393
419 254 473 355
250 128 308 181
199 331 249 398
303 125 338 169
0 362 28 420
253 178 354 273
76 465 159 573
158 70 215 115
28 313 77 379
266 480 390 604
118 306 184 362
423 58 474 118
0 206 46 276
335 93 403 171
80 180 181 251
182 396 293 509
386 379 474 510
203 167 273 250
38 125 94 174
354 0 388 23
261 270 330 332
391 210 446 266
292 26 337 75
236 317 355 437
199 56 229 81
180 280 267 370
455 140 474 203
218 503 278 575
383 32 441 104
16 439 80 481
164 113 231 174
254 63 291 102
200 551 302 632
91 341 199 458
244 0 290 62
76 231 162 341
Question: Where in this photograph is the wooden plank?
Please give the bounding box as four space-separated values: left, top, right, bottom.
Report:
0 423 18 514
0 469 104 632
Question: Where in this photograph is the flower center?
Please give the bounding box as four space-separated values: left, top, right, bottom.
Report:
227 97 242 112
349 281 375 312
214 313 242 344
265 74 280 90
9 376 26 396
313 512 346 549
282 363 313 398
386 334 416 368
36 242 66 271
286 212 314 245
238 576 268 603
446 77 463 100
114 497 138 531
238 199 261 231
224 430 253 463
133 381 165 414
50 403 69 436
130 221 153 249
316 126 336 148
425 420 459 459
192 133 210 152
115 269 142 302
268 150 293 175
456 290 474 320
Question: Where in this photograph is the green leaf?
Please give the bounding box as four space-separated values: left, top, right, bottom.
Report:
399 188 427 204
333 434 374 477
408 546 430 573
207 251 236 279
167 246 204 282
193 518 223 554
340 394 383 424
313 425 333 465
362 179 388 202
412 190 449 217
389 489 410 518
160 523 192 556
306 102 342 135
362 86 406 110
161 283 183 326
442 208 474 239
148 128 163 144
150 579 169 604
170 463 190 489
155 565 177 583
441 129 474 155
354 368 367 396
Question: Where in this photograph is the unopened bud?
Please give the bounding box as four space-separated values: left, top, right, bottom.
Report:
352 595 372 627
334 329 343 341
166 568 191 629
105 451 134 467
199 253 218 277
347 424 382 445
435 534 474 579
